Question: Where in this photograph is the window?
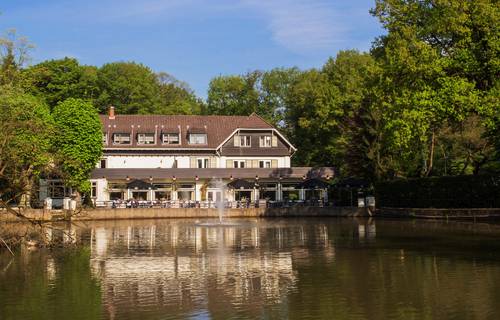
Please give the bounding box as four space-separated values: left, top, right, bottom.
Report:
197 158 209 168
235 135 251 147
102 133 108 144
259 160 271 168
48 181 69 198
189 133 207 144
113 133 131 145
137 133 155 145
233 160 245 168
259 135 272 147
100 159 107 168
91 182 97 198
162 133 180 144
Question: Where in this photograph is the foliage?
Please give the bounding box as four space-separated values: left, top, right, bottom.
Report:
96 62 160 114
285 69 343 166
0 29 34 86
156 72 204 115
52 98 102 193
375 174 500 208
207 71 261 117
369 0 499 178
0 86 53 205
207 68 302 126
22 58 99 108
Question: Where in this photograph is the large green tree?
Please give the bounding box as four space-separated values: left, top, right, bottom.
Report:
52 98 102 195
22 58 99 108
0 87 53 206
370 0 499 178
156 72 204 115
96 62 161 114
285 69 343 166
207 71 261 117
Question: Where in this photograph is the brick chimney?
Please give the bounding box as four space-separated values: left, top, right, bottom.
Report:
109 106 115 119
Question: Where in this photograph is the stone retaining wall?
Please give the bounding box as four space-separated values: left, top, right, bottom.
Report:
378 207 500 220
1 206 368 222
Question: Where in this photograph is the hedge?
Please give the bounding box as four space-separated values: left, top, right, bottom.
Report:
375 175 500 208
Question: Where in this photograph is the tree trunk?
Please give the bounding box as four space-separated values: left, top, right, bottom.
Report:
425 131 435 177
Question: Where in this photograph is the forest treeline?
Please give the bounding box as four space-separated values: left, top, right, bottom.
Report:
1 0 499 187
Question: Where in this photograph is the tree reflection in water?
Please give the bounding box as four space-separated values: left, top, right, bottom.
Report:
3 218 500 320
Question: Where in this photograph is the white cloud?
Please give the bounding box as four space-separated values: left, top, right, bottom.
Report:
241 0 347 53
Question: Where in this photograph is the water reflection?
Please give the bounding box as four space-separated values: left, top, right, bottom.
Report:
3 218 500 320
88 220 331 318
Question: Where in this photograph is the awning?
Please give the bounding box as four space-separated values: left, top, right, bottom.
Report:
126 179 156 190
227 179 256 189
297 178 330 189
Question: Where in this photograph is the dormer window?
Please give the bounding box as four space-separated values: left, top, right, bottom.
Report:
189 133 207 144
113 133 131 145
162 133 180 144
259 135 272 147
234 135 251 147
102 132 108 145
137 133 155 145
259 135 277 147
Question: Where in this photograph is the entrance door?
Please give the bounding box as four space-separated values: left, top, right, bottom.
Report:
207 191 222 202
132 191 148 200
235 190 252 201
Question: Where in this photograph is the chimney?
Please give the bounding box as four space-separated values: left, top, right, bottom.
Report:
108 106 115 119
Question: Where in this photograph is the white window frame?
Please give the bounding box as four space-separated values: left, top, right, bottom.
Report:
113 133 131 145
259 135 272 147
259 160 272 168
162 133 180 145
102 132 108 145
240 135 251 147
197 158 209 168
91 181 97 198
189 133 207 144
233 160 246 168
137 133 155 145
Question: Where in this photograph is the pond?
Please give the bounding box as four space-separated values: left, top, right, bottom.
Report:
1 218 500 319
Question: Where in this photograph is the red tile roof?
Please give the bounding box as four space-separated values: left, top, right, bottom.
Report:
101 114 274 149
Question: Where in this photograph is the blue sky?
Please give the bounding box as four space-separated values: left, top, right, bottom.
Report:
0 0 384 98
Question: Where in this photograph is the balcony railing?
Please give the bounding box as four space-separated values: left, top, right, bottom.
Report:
92 199 332 209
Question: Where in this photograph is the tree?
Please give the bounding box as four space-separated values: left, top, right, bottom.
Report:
285 70 343 167
207 71 261 117
370 0 499 177
156 72 204 115
260 67 302 127
52 98 102 196
0 87 53 207
22 58 99 108
0 29 34 86
96 62 161 114
207 68 302 126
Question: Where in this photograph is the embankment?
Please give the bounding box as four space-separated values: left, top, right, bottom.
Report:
377 207 500 220
1 206 369 222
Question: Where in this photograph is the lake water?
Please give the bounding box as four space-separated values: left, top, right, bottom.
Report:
1 218 500 320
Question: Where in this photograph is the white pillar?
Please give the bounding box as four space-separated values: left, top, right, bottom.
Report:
299 188 305 200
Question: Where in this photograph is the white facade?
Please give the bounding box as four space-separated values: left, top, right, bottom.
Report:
99 155 291 169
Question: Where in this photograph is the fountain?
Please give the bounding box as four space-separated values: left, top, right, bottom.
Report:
196 178 241 227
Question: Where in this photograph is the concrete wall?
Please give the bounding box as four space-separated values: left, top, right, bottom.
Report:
377 207 500 220
1 207 368 222
75 206 367 221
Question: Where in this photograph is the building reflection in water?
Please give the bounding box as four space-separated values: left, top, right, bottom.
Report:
87 219 373 318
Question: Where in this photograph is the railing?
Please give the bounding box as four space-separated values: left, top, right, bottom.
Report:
93 199 332 209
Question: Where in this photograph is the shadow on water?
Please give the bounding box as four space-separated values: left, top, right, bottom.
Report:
2 217 500 319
